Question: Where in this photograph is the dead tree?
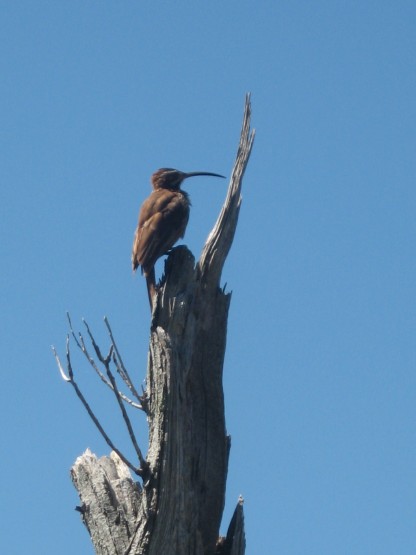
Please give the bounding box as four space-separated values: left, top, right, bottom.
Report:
53 95 254 555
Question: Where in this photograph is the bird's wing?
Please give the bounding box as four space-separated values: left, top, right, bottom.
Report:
132 190 189 274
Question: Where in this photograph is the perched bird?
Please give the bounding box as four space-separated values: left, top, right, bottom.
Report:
132 168 225 306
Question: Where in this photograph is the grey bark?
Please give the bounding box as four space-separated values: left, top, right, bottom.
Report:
70 95 254 555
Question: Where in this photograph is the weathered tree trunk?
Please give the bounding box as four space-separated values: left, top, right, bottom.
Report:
71 96 254 555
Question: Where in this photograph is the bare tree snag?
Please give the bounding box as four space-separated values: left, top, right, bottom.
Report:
66 95 254 555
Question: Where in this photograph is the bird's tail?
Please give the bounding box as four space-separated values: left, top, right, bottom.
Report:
146 268 156 309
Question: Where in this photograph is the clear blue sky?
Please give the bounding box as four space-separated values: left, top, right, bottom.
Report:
1 2 415 554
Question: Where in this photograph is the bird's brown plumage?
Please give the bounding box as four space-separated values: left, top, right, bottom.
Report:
132 187 190 276
132 168 225 306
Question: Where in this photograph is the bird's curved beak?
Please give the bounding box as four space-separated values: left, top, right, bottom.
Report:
184 172 226 180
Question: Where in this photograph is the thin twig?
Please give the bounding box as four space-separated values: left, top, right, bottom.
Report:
112 352 143 410
52 339 143 476
105 357 148 471
83 319 105 362
68 313 113 388
81 331 112 385
67 312 82 350
104 316 141 401
65 334 73 380
67 314 143 410
82 320 143 409
52 343 71 382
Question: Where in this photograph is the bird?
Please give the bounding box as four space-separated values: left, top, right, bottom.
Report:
132 168 225 306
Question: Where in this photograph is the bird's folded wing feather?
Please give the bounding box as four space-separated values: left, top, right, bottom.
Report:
132 190 189 273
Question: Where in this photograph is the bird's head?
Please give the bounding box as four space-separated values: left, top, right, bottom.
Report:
151 168 225 191
151 168 187 190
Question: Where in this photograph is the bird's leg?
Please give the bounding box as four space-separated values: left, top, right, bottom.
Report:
145 268 157 309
